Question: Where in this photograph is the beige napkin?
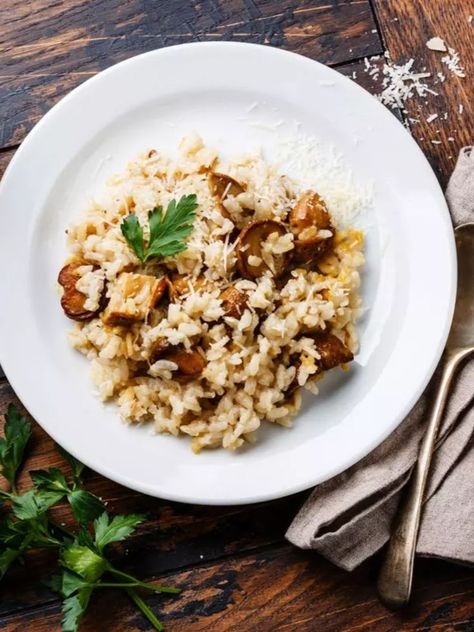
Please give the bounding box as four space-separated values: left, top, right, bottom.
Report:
286 147 474 571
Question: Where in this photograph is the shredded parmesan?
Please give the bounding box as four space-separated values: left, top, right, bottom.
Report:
426 113 438 123
276 136 372 227
441 47 466 78
373 58 438 108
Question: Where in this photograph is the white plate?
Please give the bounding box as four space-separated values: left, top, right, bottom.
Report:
0 43 456 505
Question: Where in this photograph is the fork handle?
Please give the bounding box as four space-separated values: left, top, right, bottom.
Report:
377 351 464 608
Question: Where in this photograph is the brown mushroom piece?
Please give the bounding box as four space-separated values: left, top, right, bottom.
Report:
236 220 291 279
162 348 205 379
289 191 334 267
148 337 170 364
167 274 208 302
152 277 169 306
208 172 245 200
208 172 246 220
220 286 248 319
311 332 354 372
58 262 104 322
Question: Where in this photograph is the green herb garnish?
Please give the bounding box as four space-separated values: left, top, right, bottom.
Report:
121 194 198 263
0 405 180 631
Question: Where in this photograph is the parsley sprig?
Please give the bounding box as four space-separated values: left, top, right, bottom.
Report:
0 405 180 631
121 194 198 263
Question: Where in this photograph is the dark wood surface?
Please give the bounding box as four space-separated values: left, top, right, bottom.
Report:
0 1 473 630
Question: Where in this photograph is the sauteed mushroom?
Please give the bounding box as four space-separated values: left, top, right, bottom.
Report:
58 262 104 322
236 220 291 279
289 191 334 266
220 286 248 318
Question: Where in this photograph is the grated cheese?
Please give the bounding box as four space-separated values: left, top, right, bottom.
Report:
441 47 466 78
373 58 438 108
459 104 464 114
426 37 447 52
426 113 438 123
275 136 372 227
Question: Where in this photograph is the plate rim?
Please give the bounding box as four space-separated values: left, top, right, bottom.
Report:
0 41 457 505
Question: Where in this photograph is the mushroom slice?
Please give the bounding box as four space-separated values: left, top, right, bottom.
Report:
289 191 334 267
220 286 248 318
289 191 332 234
148 337 170 363
58 262 104 322
167 274 208 301
293 237 333 266
311 332 353 372
236 220 291 279
208 172 245 200
208 172 246 220
162 348 205 379
152 277 169 305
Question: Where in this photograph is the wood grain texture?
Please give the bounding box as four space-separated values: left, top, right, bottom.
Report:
372 0 474 187
1 546 473 631
0 0 382 148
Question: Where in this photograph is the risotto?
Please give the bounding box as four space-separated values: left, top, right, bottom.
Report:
58 134 365 452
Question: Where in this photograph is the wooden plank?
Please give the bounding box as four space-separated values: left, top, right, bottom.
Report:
371 0 474 187
1 546 473 631
0 0 383 147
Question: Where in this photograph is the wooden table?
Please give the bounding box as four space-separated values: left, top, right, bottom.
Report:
1 1 473 630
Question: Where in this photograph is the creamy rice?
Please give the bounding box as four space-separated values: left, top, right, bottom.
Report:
60 134 365 452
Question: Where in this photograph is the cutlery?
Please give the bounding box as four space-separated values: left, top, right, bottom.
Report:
377 222 474 608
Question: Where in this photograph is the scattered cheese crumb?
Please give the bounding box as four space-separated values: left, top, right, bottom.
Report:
448 137 455 142
426 37 447 52
469 15 473 24
372 58 438 108
436 72 446 83
459 104 464 114
431 140 442 145
426 113 438 123
442 47 466 78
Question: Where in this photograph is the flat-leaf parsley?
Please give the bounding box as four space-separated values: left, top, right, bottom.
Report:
121 194 198 263
0 405 181 631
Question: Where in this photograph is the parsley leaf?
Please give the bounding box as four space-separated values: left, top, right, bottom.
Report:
56 446 85 485
120 213 145 262
121 194 198 263
0 405 32 490
62 543 107 582
67 490 105 526
62 587 93 632
94 513 144 553
31 466 105 526
0 548 21 580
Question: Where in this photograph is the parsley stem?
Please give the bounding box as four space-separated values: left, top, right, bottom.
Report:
110 568 180 594
124 587 164 632
94 581 145 588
